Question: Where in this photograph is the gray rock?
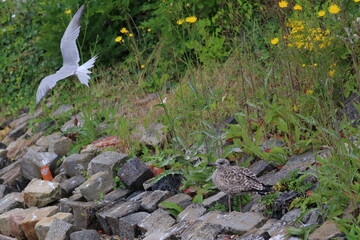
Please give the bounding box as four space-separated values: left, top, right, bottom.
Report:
0 185 10 199
52 172 67 183
280 208 302 224
0 234 17 240
44 218 74 240
58 194 84 213
9 113 31 129
115 212 150 239
9 122 27 140
272 191 302 219
62 153 94 177
70 230 100 240
256 218 290 238
23 179 61 207
242 194 262 212
132 123 167 147
52 104 72 117
140 190 171 212
309 221 344 240
180 220 224 240
103 188 132 202
33 121 54 134
20 149 58 181
302 209 323 227
97 201 140 235
88 151 127 177
248 160 274 177
59 175 86 194
6 131 43 160
118 157 154 190
261 139 285 149
36 133 72 157
200 211 266 234
0 161 25 190
0 193 24 214
159 193 192 209
259 151 316 186
61 114 84 133
143 222 188 240
127 191 152 202
0 143 6 150
21 206 59 240
78 171 114 201
145 174 182 194
35 212 73 240
0 149 7 158
63 200 105 229
138 208 176 236
177 203 206 224
0 208 28 236
202 191 228 209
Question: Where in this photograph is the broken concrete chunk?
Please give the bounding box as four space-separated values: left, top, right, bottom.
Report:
118 157 154 190
0 192 24 215
138 208 176 236
62 153 94 177
35 212 73 240
78 171 114 201
20 150 58 181
87 151 127 177
23 179 62 207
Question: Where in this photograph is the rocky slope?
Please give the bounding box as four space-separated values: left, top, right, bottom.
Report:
0 104 349 240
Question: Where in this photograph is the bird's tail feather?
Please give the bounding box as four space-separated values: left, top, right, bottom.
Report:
75 55 98 86
257 185 274 195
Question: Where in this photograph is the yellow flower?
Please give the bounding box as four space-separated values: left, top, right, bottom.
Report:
141 65 145 69
328 4 341 14
294 4 302 10
129 33 134 37
354 0 360 2
147 29 152 32
120 27 129 34
328 69 336 77
313 63 318 67
115 36 122 42
302 64 306 67
185 16 197 23
278 1 288 8
271 38 279 45
292 105 298 111
306 90 314 95
177 19 185 25
318 10 326 17
65 10 71 14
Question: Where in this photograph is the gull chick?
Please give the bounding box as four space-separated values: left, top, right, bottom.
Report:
36 5 97 104
209 158 272 212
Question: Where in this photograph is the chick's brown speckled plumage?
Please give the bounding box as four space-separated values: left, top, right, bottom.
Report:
212 163 265 195
210 159 272 212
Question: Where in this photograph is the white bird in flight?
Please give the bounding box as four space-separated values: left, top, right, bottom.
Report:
36 4 97 104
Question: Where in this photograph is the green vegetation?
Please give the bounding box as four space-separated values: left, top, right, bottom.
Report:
1 0 359 237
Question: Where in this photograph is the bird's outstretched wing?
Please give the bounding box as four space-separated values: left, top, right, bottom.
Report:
36 67 74 104
60 4 85 66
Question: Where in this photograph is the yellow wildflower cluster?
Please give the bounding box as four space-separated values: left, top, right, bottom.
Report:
328 4 341 14
115 27 137 42
284 19 333 51
278 1 288 8
177 16 197 25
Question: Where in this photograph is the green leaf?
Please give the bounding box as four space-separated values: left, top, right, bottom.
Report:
192 193 204 204
160 202 184 213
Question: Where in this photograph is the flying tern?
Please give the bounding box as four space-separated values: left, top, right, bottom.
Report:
36 4 97 104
